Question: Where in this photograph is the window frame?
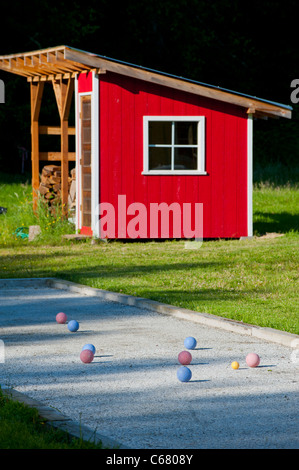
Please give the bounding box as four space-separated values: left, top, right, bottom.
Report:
142 116 206 175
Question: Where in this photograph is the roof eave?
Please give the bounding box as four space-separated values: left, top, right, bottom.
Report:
63 47 292 119
0 45 292 119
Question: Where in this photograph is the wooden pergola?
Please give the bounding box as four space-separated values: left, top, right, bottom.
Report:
0 45 103 213
0 45 292 216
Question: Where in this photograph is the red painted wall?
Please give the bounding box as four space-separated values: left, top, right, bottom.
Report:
98 72 248 238
78 72 93 93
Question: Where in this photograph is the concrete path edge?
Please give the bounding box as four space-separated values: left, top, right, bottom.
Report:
1 277 298 348
0 385 127 449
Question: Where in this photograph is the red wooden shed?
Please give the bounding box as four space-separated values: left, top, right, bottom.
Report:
0 46 292 240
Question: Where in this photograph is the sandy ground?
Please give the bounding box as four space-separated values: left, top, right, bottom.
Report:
0 281 298 449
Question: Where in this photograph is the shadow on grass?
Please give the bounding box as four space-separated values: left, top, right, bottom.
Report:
253 211 299 235
0 279 267 332
0 253 225 281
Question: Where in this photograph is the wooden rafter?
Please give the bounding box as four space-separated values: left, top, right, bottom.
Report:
0 46 83 215
0 46 98 80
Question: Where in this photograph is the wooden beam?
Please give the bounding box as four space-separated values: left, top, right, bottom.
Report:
37 54 70 76
30 81 44 210
52 77 74 119
52 78 63 118
0 59 35 78
39 151 76 161
47 50 88 73
51 77 74 215
31 80 44 122
62 78 74 121
62 78 74 215
31 119 40 210
61 120 69 215
39 125 75 135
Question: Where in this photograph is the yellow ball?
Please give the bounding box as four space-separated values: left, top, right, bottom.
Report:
231 361 239 370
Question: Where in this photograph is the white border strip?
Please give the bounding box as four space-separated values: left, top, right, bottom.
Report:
77 91 91 233
91 71 99 238
74 75 80 232
142 116 206 175
247 114 253 237
76 72 100 237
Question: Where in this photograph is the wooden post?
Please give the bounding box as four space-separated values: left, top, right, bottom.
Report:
52 77 74 217
30 81 44 211
61 118 69 214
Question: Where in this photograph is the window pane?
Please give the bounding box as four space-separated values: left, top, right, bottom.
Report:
82 212 91 227
83 150 91 166
83 126 91 143
175 122 197 145
149 121 172 145
83 173 91 190
149 147 171 170
174 148 198 170
82 100 91 119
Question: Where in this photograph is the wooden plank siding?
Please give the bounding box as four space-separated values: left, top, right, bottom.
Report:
96 71 249 238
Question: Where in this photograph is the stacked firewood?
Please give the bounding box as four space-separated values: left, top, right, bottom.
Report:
38 165 76 214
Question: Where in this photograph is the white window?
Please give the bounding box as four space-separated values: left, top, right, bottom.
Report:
143 116 206 175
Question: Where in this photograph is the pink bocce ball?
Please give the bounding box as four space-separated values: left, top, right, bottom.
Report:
80 349 94 364
56 312 67 324
246 353 260 368
178 350 192 365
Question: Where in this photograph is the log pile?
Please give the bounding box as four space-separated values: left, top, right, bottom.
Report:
38 165 76 214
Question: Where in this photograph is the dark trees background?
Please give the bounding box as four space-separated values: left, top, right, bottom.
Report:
0 0 298 174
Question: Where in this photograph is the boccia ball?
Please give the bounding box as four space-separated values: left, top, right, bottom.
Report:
56 312 67 324
82 344 96 355
178 350 192 365
246 353 260 368
184 336 197 350
80 349 94 364
67 320 79 332
177 366 192 382
231 361 239 370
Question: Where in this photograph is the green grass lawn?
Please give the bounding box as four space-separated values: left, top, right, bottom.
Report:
0 169 298 449
253 182 299 235
0 171 298 336
0 388 104 449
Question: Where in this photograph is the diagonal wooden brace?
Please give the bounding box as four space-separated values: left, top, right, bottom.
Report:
52 77 74 216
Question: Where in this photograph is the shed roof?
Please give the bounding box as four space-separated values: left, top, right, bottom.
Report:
0 45 292 119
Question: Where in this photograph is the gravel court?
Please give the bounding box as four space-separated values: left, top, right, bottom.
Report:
0 282 298 449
